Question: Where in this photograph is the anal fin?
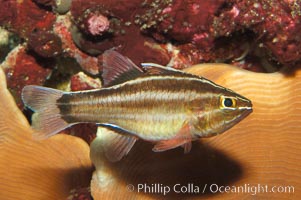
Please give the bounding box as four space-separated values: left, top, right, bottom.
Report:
97 126 137 162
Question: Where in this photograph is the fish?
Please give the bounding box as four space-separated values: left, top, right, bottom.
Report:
21 50 252 162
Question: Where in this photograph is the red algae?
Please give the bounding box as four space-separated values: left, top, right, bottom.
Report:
1 0 56 38
70 72 102 91
1 0 301 142
28 29 63 58
1 0 300 113
2 0 300 83
70 0 171 66
1 0 300 118
1 0 301 75
213 0 301 65
53 16 100 75
1 46 52 108
137 0 224 45
0 0 18 26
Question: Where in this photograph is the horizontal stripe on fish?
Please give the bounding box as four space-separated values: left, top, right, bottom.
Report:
56 77 221 140
58 84 218 121
63 90 217 106
57 77 221 112
58 76 222 104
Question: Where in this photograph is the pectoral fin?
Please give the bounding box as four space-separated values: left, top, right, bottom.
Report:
152 122 192 153
153 139 192 153
97 126 137 162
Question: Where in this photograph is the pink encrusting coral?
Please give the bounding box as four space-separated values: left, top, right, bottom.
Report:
75 6 112 37
87 14 110 36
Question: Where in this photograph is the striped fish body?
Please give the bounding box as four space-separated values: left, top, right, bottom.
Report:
59 76 223 141
22 50 252 162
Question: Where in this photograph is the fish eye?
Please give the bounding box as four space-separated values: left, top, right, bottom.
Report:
224 98 233 107
220 96 236 108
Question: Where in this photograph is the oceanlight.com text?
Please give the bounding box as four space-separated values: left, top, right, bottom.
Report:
126 183 295 196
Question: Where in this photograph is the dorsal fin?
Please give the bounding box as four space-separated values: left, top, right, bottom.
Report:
141 63 201 79
101 50 144 87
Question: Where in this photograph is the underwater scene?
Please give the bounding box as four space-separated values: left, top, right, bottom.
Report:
0 0 300 199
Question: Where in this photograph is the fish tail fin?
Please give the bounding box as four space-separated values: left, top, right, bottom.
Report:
21 85 72 139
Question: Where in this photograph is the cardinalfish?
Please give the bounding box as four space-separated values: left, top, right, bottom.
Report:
22 50 252 162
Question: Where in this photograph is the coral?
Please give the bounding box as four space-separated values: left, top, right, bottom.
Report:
28 29 63 58
70 0 171 66
0 0 301 78
54 15 100 75
70 72 102 91
0 0 56 38
1 45 52 107
137 0 224 45
2 0 300 100
86 14 110 36
212 0 301 65
74 6 112 36
0 0 18 26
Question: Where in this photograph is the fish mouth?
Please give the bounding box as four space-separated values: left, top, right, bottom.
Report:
238 98 253 116
239 106 253 111
239 106 253 118
224 106 253 132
